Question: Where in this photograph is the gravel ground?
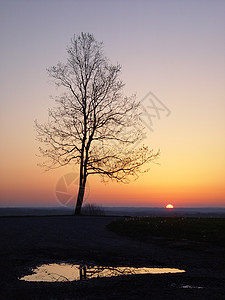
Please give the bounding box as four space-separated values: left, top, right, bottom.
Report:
0 216 224 299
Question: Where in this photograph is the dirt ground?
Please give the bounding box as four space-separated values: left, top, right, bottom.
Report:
0 216 225 299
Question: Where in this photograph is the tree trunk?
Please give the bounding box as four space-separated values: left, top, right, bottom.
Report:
74 184 86 215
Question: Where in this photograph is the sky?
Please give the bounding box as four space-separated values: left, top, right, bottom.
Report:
0 0 225 208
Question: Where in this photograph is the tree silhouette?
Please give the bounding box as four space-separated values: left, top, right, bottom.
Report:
35 33 159 215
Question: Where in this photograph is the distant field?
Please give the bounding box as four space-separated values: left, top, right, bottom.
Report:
107 217 225 247
1 207 225 217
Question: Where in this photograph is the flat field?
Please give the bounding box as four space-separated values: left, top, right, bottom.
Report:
107 217 225 246
0 215 225 299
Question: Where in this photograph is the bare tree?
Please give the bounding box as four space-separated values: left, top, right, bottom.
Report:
35 33 159 215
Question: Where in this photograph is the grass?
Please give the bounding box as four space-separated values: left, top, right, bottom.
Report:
81 204 105 216
107 217 225 247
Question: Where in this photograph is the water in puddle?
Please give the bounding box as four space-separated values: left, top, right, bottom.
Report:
19 263 185 282
181 285 204 289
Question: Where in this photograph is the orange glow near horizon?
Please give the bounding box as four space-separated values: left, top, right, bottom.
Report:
0 158 224 207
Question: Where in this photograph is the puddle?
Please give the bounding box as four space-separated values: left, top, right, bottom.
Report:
19 263 185 282
181 285 204 289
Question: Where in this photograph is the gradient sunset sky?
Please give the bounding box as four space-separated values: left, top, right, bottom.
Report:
0 0 225 208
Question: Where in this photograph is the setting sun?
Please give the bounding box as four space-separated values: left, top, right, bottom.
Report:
166 204 174 209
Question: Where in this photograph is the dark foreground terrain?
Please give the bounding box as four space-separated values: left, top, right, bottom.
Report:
0 215 225 299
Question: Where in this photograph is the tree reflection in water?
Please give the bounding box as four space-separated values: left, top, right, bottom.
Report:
19 263 185 282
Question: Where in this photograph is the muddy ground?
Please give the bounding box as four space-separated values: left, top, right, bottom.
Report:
0 216 224 299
